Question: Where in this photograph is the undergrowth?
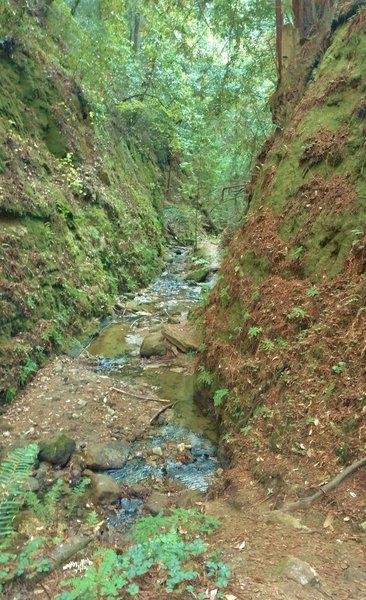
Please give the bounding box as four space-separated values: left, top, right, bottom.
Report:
58 509 230 599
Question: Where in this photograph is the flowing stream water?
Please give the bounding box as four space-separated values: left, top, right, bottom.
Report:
84 246 219 524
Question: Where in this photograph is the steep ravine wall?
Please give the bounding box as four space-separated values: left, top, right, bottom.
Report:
198 7 366 479
0 23 166 402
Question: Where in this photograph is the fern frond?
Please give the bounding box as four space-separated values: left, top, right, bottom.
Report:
0 444 38 540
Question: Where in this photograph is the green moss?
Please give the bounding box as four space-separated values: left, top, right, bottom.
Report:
241 251 270 283
38 434 76 466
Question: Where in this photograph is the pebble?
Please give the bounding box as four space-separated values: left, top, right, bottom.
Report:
3 431 10 437
152 446 163 457
77 399 87 408
72 413 81 419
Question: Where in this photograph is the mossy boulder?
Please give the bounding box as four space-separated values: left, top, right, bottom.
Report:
38 434 76 466
185 266 211 283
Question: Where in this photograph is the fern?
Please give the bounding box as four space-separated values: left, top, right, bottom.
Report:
66 478 90 519
26 478 64 527
0 444 38 540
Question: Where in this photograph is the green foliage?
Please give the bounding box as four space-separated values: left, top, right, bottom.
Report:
259 339 275 351
213 388 229 407
58 509 228 599
289 245 304 260
65 478 91 519
19 357 38 386
132 508 220 542
332 361 346 374
307 286 319 297
248 326 262 338
197 365 214 387
287 307 307 320
0 444 38 540
0 536 50 590
275 337 289 349
25 478 64 527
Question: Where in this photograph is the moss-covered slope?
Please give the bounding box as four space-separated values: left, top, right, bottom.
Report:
198 9 366 475
0 15 166 401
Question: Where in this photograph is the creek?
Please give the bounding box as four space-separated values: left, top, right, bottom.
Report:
84 245 219 524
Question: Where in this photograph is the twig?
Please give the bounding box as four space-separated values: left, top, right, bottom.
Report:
150 402 174 425
39 582 51 599
110 387 171 404
283 455 366 512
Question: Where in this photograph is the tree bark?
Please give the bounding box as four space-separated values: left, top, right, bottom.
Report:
275 0 283 81
283 455 366 511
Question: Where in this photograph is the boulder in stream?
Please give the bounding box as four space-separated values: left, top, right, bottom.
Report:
140 330 168 357
185 266 211 283
88 472 121 505
84 440 130 470
38 434 76 466
162 323 201 353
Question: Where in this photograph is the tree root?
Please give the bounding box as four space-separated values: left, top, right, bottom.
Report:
283 455 366 512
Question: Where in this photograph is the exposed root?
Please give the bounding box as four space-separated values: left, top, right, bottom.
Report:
282 455 366 512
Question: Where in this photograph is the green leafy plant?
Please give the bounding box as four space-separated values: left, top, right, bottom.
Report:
259 339 275 351
19 357 38 385
332 361 346 374
58 509 229 599
287 307 307 320
197 365 214 387
248 326 262 338
306 286 319 297
213 388 229 407
0 444 38 540
289 245 304 260
25 478 64 527
275 337 289 349
65 478 91 519
0 536 50 591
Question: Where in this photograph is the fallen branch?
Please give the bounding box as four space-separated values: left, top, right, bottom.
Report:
25 527 102 590
110 387 171 404
150 402 174 425
283 455 366 512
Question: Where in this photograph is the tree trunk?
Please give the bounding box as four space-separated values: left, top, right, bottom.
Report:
275 0 283 81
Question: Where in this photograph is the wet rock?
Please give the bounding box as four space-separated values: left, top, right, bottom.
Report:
140 331 167 358
38 434 76 466
89 472 121 505
163 323 201 352
282 556 319 586
185 266 210 283
85 440 130 470
145 491 170 515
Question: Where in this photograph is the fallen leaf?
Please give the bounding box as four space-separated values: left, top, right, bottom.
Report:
323 512 334 530
234 540 246 550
